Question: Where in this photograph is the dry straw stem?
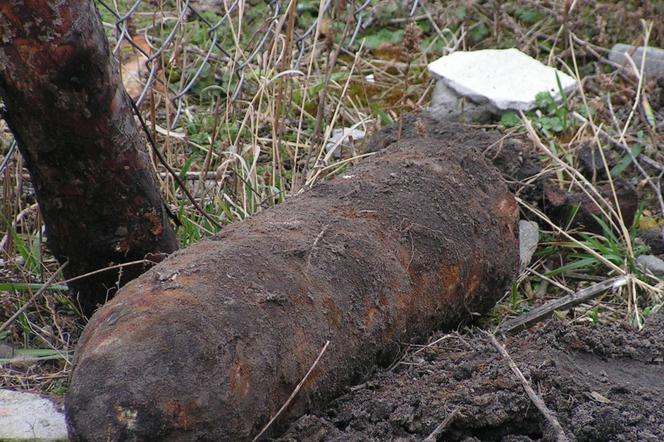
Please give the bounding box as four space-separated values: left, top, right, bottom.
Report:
306 42 367 187
0 261 67 335
519 199 662 327
487 332 570 442
310 3 354 148
520 119 646 320
0 202 38 252
59 259 154 287
525 268 574 295
564 25 661 325
521 114 628 241
422 407 461 442
518 198 660 295
498 275 630 334
251 340 330 442
572 111 664 217
129 97 222 230
292 0 329 191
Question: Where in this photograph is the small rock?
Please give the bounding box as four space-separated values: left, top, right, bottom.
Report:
519 220 539 270
428 48 576 113
325 127 365 159
0 341 14 358
429 80 494 123
636 255 664 276
0 389 68 441
608 44 664 79
638 227 664 255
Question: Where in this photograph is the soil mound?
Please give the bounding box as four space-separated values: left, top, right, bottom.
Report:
279 313 664 441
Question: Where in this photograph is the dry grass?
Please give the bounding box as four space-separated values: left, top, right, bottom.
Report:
1 0 663 396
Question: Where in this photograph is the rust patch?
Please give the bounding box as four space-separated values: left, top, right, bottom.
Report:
162 400 196 430
463 255 483 299
51 43 76 67
332 206 379 220
229 355 251 398
323 296 342 327
114 405 138 430
143 210 164 237
439 262 461 295
495 193 519 237
363 296 380 331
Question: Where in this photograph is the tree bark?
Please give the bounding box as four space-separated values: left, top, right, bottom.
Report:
0 1 178 315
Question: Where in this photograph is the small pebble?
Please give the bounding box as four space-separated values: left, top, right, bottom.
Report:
636 254 664 276
519 220 539 270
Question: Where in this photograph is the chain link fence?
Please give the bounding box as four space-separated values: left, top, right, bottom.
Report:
1 1 444 227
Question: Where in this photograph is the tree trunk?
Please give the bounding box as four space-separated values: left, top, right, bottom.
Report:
0 1 178 315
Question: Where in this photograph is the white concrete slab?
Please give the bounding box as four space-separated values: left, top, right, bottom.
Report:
0 389 68 441
428 48 577 111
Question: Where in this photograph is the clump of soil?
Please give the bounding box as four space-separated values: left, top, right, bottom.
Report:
278 313 664 441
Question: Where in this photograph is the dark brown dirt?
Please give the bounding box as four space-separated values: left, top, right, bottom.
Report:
371 114 643 236
543 180 639 234
66 127 519 441
278 312 664 442
364 114 545 206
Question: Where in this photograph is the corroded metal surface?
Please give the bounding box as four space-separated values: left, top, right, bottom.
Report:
66 128 519 441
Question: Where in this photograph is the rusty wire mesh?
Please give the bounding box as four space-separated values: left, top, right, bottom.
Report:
97 0 410 118
0 0 445 247
0 0 436 200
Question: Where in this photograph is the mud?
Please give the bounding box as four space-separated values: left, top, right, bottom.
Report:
66 127 519 441
278 312 664 441
364 114 544 202
543 180 638 234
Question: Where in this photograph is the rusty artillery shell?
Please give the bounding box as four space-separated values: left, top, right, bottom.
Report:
66 127 519 441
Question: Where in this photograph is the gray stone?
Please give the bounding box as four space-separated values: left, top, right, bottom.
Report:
427 48 576 116
609 44 664 79
429 81 494 123
636 254 664 277
519 220 540 270
0 389 68 441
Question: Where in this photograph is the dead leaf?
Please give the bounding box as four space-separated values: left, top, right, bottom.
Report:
120 35 165 100
587 391 612 404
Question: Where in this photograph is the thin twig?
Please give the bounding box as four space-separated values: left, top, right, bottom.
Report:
0 261 68 334
0 139 17 176
421 407 460 442
252 340 330 441
497 275 629 334
309 4 354 148
306 224 330 272
60 259 153 286
486 332 569 442
0 203 38 251
128 96 223 230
